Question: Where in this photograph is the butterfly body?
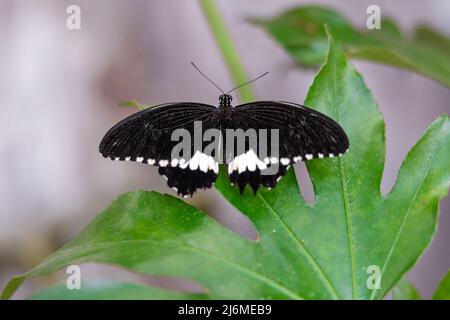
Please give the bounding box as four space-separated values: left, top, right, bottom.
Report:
100 94 349 197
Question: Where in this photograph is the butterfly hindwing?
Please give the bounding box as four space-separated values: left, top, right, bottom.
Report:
229 160 290 194
159 166 218 198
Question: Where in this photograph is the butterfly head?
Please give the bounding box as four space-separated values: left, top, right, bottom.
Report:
219 94 233 107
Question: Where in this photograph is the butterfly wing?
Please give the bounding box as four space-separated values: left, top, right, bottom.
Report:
227 101 349 193
99 102 220 197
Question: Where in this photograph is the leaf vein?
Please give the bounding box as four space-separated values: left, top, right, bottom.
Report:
332 59 357 299
257 193 341 299
31 239 304 300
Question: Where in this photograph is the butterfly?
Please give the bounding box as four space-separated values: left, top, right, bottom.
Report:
99 63 349 197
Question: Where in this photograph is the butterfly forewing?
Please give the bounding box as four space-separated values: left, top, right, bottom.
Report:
100 103 216 161
234 101 349 161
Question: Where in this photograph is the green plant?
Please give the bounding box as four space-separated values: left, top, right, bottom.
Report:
433 270 450 300
392 278 421 300
2 1 450 300
251 6 450 87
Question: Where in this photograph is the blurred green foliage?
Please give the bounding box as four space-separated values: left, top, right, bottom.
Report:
252 6 450 87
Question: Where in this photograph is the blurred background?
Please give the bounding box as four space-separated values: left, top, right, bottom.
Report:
0 0 449 299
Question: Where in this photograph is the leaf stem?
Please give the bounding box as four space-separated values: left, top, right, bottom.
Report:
198 0 256 102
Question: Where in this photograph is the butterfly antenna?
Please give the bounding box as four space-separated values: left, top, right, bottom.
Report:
227 71 269 94
191 62 225 94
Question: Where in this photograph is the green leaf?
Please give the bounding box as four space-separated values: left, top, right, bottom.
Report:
414 25 450 55
28 281 207 300
252 6 450 87
215 31 450 299
391 278 420 300
119 101 151 111
3 191 304 300
3 32 450 300
433 270 450 300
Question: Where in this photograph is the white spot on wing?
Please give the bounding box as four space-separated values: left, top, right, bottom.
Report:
280 158 290 165
214 162 219 174
209 160 219 174
228 149 267 174
159 160 168 167
136 157 144 163
198 152 210 173
180 151 218 173
147 159 155 165
247 155 257 172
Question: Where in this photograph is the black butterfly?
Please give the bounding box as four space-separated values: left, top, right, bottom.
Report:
99 64 349 197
